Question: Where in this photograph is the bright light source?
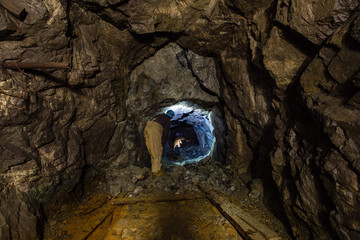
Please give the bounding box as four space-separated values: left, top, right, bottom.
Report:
161 102 216 167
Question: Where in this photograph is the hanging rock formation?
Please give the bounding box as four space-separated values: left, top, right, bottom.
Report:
0 0 359 239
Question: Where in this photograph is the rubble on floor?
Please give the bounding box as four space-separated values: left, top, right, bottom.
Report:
44 159 291 239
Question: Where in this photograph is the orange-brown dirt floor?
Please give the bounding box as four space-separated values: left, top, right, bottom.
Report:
44 191 291 240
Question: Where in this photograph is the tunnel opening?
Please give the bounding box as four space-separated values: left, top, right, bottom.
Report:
159 102 216 167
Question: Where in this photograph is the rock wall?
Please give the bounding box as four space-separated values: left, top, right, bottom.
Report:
125 43 220 166
265 1 360 239
0 0 359 239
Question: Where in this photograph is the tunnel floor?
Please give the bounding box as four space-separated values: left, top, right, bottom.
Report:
45 194 243 240
43 161 291 240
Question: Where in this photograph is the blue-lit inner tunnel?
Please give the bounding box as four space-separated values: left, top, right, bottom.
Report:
161 103 216 167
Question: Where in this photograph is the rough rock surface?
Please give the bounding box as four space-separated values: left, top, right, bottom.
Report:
126 43 218 127
101 158 241 201
0 186 43 240
276 0 359 45
0 0 359 239
297 14 360 239
263 26 308 96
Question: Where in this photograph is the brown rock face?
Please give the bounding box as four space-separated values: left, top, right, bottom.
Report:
0 0 359 239
0 186 43 240
296 12 360 239
276 0 359 45
263 27 308 97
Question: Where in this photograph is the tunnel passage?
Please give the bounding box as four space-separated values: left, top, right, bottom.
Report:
161 102 216 167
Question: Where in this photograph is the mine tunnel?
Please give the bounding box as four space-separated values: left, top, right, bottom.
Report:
160 102 217 167
1 1 360 240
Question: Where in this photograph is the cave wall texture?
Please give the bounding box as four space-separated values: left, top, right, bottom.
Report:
0 0 359 239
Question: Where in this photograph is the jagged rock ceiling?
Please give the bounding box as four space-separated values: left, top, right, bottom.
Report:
0 0 359 239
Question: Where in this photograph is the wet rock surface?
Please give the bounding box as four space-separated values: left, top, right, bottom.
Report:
0 0 359 239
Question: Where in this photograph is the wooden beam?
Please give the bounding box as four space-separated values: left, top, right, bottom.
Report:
202 188 282 240
0 0 26 20
111 193 206 205
3 62 70 70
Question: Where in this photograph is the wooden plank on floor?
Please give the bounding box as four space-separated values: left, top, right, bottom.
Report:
111 193 206 205
203 189 282 240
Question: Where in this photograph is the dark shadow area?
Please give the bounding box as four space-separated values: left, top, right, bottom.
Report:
169 123 199 148
0 31 26 41
274 21 322 55
252 123 296 240
73 0 129 31
242 59 295 238
283 78 339 239
166 121 200 163
156 201 196 240
132 31 183 45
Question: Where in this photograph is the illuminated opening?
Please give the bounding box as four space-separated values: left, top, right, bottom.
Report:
161 102 216 166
